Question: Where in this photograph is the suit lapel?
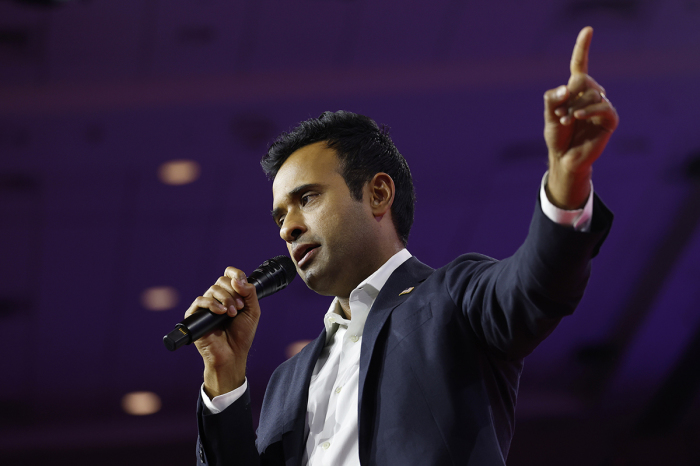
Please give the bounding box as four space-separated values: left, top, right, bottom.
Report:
358 257 434 414
280 329 327 466
278 257 433 465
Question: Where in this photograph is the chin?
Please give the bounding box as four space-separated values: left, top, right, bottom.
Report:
302 276 332 297
300 267 338 297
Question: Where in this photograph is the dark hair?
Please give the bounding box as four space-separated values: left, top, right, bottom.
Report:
261 111 415 246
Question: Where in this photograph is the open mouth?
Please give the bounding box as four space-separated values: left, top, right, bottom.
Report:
295 244 320 268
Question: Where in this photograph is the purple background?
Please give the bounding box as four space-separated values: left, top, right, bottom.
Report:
1 0 700 464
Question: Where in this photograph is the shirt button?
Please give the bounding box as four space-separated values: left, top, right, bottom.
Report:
350 335 359 343
335 386 342 394
322 441 331 450
327 316 336 323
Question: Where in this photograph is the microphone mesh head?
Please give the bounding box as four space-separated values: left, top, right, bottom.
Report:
271 255 297 283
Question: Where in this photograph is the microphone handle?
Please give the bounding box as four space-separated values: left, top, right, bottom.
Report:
163 257 293 351
168 279 265 350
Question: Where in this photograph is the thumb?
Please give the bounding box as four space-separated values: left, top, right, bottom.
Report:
225 267 261 311
232 274 260 308
543 84 574 156
543 85 569 124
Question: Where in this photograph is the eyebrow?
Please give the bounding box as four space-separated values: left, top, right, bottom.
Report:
271 183 324 223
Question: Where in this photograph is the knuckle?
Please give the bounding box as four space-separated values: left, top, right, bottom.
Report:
225 266 241 278
204 297 226 313
185 297 205 316
201 296 216 306
212 287 231 302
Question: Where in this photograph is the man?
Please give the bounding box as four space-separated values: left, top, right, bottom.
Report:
187 26 618 465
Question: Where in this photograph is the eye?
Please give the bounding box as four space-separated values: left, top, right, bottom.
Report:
277 216 285 228
301 193 318 206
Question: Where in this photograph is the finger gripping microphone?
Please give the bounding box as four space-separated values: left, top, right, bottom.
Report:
163 255 297 351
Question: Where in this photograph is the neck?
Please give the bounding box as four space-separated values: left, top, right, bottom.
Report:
335 243 405 320
337 298 351 319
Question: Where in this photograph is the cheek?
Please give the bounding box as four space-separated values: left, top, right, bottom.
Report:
329 203 370 241
314 202 340 231
326 204 355 232
313 196 371 244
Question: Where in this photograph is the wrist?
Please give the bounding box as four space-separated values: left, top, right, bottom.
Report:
203 363 246 398
546 163 592 210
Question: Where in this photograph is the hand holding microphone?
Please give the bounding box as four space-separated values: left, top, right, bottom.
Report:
163 256 296 396
164 255 296 351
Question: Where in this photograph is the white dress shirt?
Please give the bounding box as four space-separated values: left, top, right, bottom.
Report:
301 248 411 465
201 174 594 465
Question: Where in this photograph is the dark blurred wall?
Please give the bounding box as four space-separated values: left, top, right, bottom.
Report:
1 1 700 464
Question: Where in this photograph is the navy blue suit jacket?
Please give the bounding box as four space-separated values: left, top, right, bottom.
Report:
196 196 613 465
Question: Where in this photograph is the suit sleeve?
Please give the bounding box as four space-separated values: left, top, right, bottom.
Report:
196 386 260 466
445 193 613 360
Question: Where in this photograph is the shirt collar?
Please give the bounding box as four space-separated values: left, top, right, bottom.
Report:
323 249 412 340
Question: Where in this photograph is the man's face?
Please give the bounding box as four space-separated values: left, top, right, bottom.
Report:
272 141 379 298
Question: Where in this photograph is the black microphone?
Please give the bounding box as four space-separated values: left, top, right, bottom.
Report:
163 255 297 351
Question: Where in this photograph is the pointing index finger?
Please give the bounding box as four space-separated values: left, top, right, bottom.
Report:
570 26 593 75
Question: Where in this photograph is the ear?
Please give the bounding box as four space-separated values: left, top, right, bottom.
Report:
367 173 395 218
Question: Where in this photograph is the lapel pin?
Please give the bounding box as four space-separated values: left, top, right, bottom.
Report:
399 287 414 296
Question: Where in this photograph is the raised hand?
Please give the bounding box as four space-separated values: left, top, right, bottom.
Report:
543 27 619 210
184 266 261 397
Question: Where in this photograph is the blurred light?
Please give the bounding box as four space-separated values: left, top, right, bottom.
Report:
158 159 200 185
286 340 312 359
141 286 179 311
121 391 161 416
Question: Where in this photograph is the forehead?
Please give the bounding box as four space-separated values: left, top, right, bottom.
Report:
272 141 342 201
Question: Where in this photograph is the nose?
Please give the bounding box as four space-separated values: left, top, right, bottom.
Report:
280 210 306 243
